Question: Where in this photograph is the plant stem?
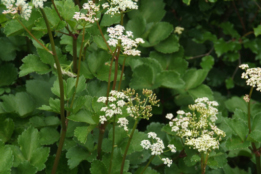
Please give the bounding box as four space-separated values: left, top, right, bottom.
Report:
96 21 113 54
97 48 118 160
112 48 120 90
201 153 209 174
109 115 116 174
120 119 139 174
17 19 53 54
247 87 261 174
118 57 126 91
140 155 155 174
69 26 86 114
40 9 66 174
72 36 78 73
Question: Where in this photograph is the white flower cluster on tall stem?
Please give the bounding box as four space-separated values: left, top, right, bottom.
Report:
141 132 176 167
239 64 261 91
102 0 138 16
32 0 47 8
97 90 130 126
107 25 144 56
2 0 32 20
166 97 225 153
73 0 100 23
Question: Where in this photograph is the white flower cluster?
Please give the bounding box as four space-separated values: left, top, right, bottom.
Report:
239 64 261 91
141 132 176 167
174 26 184 34
73 0 99 23
107 25 144 56
97 90 130 128
166 97 225 153
102 0 138 16
53 64 77 77
32 0 47 8
2 0 32 20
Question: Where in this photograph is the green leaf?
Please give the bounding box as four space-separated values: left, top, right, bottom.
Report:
128 0 166 23
148 22 173 45
19 54 50 77
220 22 240 39
207 153 227 169
56 0 78 22
39 127 60 145
37 46 67 66
135 166 159 174
223 164 249 174
214 39 241 57
80 61 95 79
0 143 13 174
0 63 17 87
66 146 90 169
67 109 97 124
254 25 261 37
226 136 251 150
74 125 96 144
126 16 146 38
87 51 122 82
93 35 108 50
130 65 160 89
18 127 50 171
29 116 60 128
247 130 261 143
0 118 14 143
0 37 17 61
188 84 214 100
154 34 180 53
155 70 185 89
0 92 35 117
90 160 108 174
225 78 234 89
200 55 214 70
183 69 209 90
100 13 121 27
225 97 247 113
86 80 107 97
182 0 191 5
223 117 248 141
14 162 37 174
108 126 128 145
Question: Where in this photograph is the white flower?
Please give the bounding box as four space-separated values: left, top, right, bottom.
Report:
32 0 47 8
117 100 125 107
99 115 107 124
73 0 100 23
102 2 109 9
107 25 144 56
117 118 129 131
2 0 32 20
148 132 157 139
172 126 179 132
168 144 176 153
177 110 185 115
97 97 107 103
174 26 184 34
239 64 261 92
104 0 138 16
165 113 173 120
162 158 172 167
243 94 250 103
141 140 151 149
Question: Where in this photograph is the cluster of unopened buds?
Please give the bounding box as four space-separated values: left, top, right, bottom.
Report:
107 25 145 56
166 97 225 153
141 132 176 167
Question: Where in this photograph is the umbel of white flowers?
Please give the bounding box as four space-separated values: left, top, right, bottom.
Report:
239 64 261 92
166 97 226 153
141 132 176 167
2 0 47 20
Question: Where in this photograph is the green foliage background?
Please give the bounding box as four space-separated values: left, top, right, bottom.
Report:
0 0 261 173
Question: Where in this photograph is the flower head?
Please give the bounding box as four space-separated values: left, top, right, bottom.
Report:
2 0 32 20
107 25 144 56
239 64 261 91
103 0 138 16
73 0 100 23
32 0 47 8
